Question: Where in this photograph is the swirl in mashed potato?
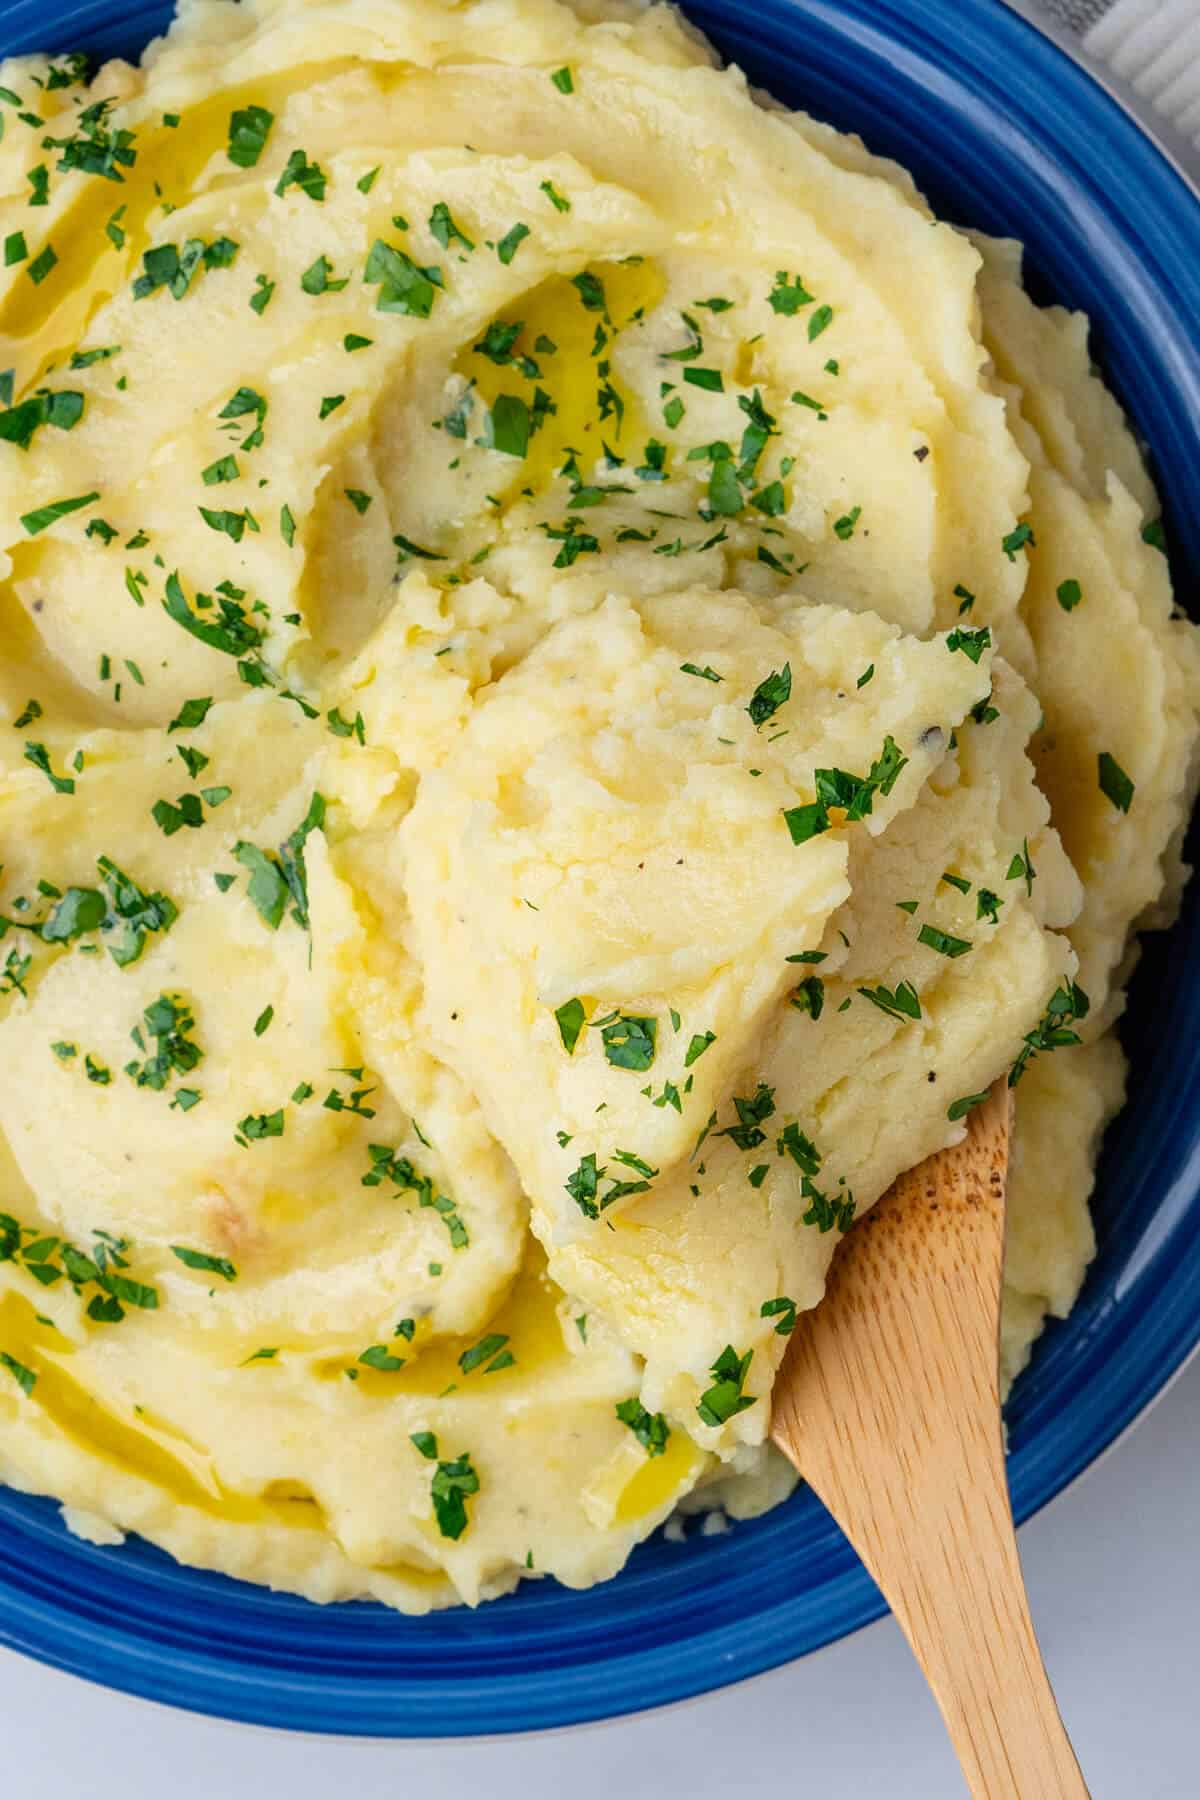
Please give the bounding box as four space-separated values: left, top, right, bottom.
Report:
0 0 1196 1612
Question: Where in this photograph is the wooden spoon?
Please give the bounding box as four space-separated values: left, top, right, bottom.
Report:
770 1083 1089 1798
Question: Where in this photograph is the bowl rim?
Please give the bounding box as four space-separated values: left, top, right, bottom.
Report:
2 0 1200 1738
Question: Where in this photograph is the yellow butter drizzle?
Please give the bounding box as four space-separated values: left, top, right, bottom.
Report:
614 1429 701 1525
317 1240 564 1395
0 63 362 386
0 1291 324 1528
452 254 665 506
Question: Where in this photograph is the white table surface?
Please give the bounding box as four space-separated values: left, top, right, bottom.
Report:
4 6 1200 1796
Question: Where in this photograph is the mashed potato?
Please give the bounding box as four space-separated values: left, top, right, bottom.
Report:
0 0 1196 1612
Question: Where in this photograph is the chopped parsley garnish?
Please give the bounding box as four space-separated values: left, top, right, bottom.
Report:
122 993 202 1099
615 1397 670 1456
219 384 268 450
684 1031 716 1067
747 663 791 728
945 625 991 663
681 662 722 683
1006 838 1035 895
1009 980 1089 1088
171 1245 237 1281
790 975 824 1019
833 504 861 540
0 1352 36 1395
777 1121 822 1177
364 238 443 316
253 1005 274 1038
802 1184 856 1233
327 706 365 742
362 1147 469 1249
394 532 446 563
1056 578 1082 612
132 237 238 301
459 1333 512 1375
1 951 32 997
697 1345 755 1427
40 886 106 945
93 858 176 966
487 392 531 456
0 387 84 450
20 491 99 536
235 1109 285 1146
683 366 723 392
857 980 921 1022
1001 522 1036 560
717 1083 775 1151
783 736 908 844
301 254 348 295
43 97 136 183
495 222 529 265
358 1344 405 1372
540 516 599 567
23 740 75 793
1142 519 1166 553
226 104 273 168
199 504 259 543
761 1296 797 1335
550 66 574 93
234 792 326 933
977 888 1002 924
1098 751 1134 813
274 148 327 202
322 1068 377 1118
947 1089 990 1122
767 270 813 315
808 304 834 340
601 1014 656 1072
429 1452 479 1540
429 201 474 252
917 923 973 958
564 1149 656 1219
554 997 586 1054
164 569 265 661
0 1216 157 1332
202 454 239 485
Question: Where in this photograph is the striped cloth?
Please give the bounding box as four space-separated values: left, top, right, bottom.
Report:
1038 0 1116 27
1031 0 1200 152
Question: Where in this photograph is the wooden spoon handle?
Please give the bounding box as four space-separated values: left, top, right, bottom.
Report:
771 1089 1088 1798
793 1392 1086 1798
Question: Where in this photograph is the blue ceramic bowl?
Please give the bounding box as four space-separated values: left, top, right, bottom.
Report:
2 0 1200 1737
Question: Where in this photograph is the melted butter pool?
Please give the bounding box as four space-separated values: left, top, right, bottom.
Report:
452 255 665 502
0 1290 325 1528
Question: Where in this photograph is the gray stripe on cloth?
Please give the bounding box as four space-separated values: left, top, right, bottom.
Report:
1033 0 1118 31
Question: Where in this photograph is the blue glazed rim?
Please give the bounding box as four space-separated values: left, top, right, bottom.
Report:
2 0 1200 1737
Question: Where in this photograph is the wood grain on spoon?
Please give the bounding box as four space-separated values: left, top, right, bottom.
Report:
770 1083 1089 1799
